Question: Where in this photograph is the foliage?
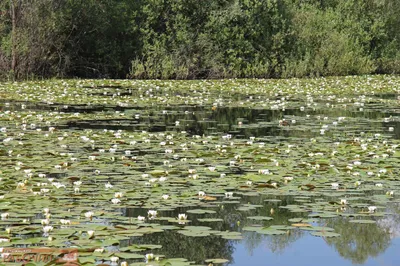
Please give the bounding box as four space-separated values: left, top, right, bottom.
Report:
0 0 399 79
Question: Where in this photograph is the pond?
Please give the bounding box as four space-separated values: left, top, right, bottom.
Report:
0 76 400 266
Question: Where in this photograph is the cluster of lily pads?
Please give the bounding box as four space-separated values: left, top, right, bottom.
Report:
0 75 399 265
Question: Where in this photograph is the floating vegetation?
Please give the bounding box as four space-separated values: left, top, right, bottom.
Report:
0 75 400 265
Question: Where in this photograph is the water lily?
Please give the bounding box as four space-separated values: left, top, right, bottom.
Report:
42 226 53 233
110 256 119 263
137 215 145 221
258 169 269 174
375 183 383 187
354 181 362 187
85 211 94 219
188 169 196 174
368 206 377 213
331 183 339 189
43 208 50 214
162 194 169 200
340 199 347 205
111 198 121 204
114 192 123 198
60 219 71 225
41 219 50 225
198 191 205 197
1 213 9 220
94 248 104 253
178 213 187 220
386 191 394 196
225 192 233 198
284 176 293 182
208 166 216 172
145 253 154 261
246 181 252 186
105 182 113 189
148 210 157 218
87 230 95 238
120 262 128 266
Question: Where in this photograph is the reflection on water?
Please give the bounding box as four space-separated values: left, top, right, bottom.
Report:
123 193 398 265
61 104 399 141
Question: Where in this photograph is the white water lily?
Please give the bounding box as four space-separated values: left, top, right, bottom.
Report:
42 226 53 233
162 194 169 200
41 219 50 225
87 230 95 238
331 183 339 189
94 248 104 253
246 181 252 186
74 187 80 193
43 208 50 214
121 262 128 266
386 191 394 196
53 182 66 189
340 199 347 205
145 253 154 261
85 211 94 219
1 213 9 219
73 181 82 186
137 215 145 221
188 169 196 174
208 166 216 172
105 182 113 189
368 206 377 213
114 192 123 198
110 256 119 263
375 183 383 187
178 213 187 220
147 210 157 218
60 219 71 225
225 192 233 198
354 181 362 187
198 191 205 197
111 198 121 204
284 176 293 182
258 169 270 174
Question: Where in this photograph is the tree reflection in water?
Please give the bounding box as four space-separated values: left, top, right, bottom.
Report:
135 230 235 264
324 218 391 264
124 197 397 265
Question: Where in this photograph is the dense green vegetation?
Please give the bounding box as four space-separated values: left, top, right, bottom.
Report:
1 0 400 79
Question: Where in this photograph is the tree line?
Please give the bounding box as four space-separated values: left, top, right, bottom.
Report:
0 0 399 80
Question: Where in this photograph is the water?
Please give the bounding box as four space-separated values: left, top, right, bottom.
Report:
1 77 400 266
